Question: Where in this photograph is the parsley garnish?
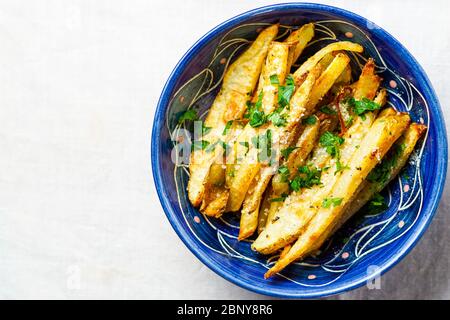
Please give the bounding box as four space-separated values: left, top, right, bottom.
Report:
319 131 346 173
267 111 287 127
302 116 317 125
245 91 267 128
365 193 388 214
278 75 295 108
322 197 343 208
222 120 233 135
270 74 280 85
345 115 354 127
290 165 322 191
347 97 381 120
367 143 404 184
281 146 299 159
178 109 198 123
278 165 290 182
320 105 337 115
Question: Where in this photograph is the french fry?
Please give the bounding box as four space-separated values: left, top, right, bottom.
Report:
285 23 315 67
334 123 427 231
258 186 273 234
305 53 351 111
200 121 243 216
252 60 382 254
188 25 278 207
293 41 363 82
265 112 411 278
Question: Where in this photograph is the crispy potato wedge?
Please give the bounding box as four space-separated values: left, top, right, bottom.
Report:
285 23 315 67
252 60 382 254
200 121 243 216
239 166 275 239
258 186 273 234
293 41 363 82
305 53 351 111
265 113 411 278
334 123 427 231
188 25 278 207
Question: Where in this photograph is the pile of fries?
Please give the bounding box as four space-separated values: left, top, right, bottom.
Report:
183 23 426 278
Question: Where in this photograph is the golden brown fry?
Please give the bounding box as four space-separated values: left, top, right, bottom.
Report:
285 23 315 67
293 41 363 82
334 123 427 231
257 186 273 234
305 53 351 110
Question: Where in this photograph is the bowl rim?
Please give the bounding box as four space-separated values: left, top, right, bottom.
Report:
151 2 448 298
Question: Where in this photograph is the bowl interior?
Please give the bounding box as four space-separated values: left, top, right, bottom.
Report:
152 4 447 298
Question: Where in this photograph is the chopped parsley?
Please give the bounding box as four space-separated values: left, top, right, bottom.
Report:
319 131 346 173
277 75 296 109
367 143 405 184
245 91 267 128
281 146 299 159
178 109 198 123
320 105 337 115
347 97 381 120
267 110 288 127
270 74 280 85
365 193 388 214
302 115 317 125
289 165 322 192
322 197 343 208
277 165 290 182
222 120 233 135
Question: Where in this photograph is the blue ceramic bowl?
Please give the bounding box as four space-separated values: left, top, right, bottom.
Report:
151 3 447 298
